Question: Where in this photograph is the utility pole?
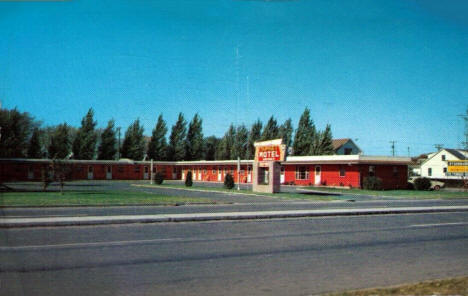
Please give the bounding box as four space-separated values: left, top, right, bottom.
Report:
458 110 468 150
407 146 410 157
434 144 443 151
117 127 121 160
390 141 396 156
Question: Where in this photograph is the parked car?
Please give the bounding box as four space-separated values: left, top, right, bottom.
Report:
408 177 445 190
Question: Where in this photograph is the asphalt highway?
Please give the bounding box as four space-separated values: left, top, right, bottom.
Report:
1 212 467 295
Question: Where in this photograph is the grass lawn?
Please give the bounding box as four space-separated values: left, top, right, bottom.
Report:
326 276 468 296
305 186 468 199
0 190 213 207
135 183 340 201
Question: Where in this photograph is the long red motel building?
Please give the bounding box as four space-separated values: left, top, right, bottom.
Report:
1 155 411 189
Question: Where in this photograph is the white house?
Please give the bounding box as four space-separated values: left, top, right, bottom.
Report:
419 149 468 179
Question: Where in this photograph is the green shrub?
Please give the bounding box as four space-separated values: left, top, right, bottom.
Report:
185 171 193 187
414 177 431 191
154 172 164 185
224 173 235 189
363 176 383 190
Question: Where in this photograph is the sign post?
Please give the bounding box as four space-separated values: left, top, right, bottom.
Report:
252 139 286 193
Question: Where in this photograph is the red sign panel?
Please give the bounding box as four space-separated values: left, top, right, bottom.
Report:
257 145 281 161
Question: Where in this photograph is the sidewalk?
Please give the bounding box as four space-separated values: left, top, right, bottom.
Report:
2 205 468 228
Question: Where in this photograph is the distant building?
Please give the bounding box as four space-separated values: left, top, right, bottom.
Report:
332 138 362 155
419 149 468 179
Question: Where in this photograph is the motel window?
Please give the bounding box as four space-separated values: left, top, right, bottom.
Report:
135 166 140 172
88 166 93 173
443 167 447 174
212 168 216 174
369 166 375 177
339 166 346 177
428 168 432 176
203 169 207 174
295 166 309 180
441 155 446 161
173 167 177 173
344 148 353 155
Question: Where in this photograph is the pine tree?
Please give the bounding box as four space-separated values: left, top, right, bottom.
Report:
0 107 34 158
27 127 43 158
231 124 248 160
185 113 204 160
48 123 71 159
261 116 279 141
279 118 293 148
167 113 187 161
72 108 97 160
121 119 145 160
293 107 316 156
311 124 334 155
203 136 218 160
147 114 168 160
97 120 117 160
246 119 262 159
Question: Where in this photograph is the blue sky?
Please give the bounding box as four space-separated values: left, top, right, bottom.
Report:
1 0 467 156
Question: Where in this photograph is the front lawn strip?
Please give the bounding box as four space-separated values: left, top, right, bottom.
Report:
304 186 468 199
325 276 468 296
0 190 213 207
134 184 339 201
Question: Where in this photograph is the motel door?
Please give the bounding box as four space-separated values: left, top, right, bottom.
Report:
247 166 252 183
198 168 202 181
144 166 149 179
218 167 222 181
182 169 185 180
87 166 94 180
280 166 285 184
28 166 34 180
315 166 321 185
106 166 112 180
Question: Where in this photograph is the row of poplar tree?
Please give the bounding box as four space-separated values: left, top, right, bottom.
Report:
0 107 334 160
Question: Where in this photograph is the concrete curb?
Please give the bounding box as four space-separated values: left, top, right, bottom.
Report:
1 206 468 228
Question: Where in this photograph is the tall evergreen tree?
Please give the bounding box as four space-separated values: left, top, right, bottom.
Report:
204 136 219 160
97 120 117 160
72 108 97 159
167 113 187 161
121 119 145 160
246 119 262 159
231 124 249 159
147 114 168 161
185 113 204 160
48 123 71 159
261 116 279 141
0 107 34 158
216 124 236 160
27 127 43 158
279 118 294 148
293 107 316 156
311 124 334 155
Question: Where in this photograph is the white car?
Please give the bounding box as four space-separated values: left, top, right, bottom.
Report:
408 177 445 191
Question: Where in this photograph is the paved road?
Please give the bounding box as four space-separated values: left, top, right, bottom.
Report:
1 212 467 295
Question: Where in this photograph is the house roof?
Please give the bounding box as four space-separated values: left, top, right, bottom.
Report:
445 149 467 160
332 138 351 150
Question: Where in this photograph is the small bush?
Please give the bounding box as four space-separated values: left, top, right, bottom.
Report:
185 171 193 187
414 177 431 191
363 176 383 190
224 173 235 189
154 172 164 185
